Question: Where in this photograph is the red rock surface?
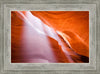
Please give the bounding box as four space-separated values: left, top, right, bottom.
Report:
11 11 89 63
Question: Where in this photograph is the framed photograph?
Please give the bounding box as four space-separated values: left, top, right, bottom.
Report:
0 0 100 74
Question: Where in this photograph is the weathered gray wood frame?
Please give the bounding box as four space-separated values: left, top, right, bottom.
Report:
0 0 100 74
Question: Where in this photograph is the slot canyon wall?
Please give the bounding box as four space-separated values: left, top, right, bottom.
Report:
11 11 89 63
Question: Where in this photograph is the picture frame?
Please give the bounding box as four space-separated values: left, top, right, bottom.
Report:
0 0 100 74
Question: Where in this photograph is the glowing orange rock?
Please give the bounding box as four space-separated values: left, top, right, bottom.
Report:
11 11 89 63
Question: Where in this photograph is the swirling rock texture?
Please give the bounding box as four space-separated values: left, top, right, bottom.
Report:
11 11 89 63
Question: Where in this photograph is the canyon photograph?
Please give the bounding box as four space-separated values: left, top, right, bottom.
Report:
11 11 89 63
